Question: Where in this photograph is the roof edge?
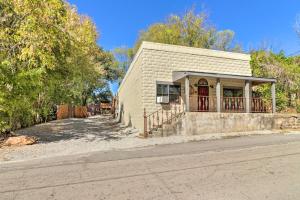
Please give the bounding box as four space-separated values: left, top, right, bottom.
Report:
117 45 144 94
141 41 251 61
117 41 252 94
173 71 276 83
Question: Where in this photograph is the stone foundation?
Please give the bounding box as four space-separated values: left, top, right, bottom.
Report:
163 113 300 136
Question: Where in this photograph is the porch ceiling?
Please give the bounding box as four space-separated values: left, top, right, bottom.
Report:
172 71 276 84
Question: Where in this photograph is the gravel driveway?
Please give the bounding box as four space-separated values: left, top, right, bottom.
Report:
0 115 139 162
17 115 136 143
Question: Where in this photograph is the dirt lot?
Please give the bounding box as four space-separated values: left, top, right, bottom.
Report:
16 115 136 143
0 115 139 162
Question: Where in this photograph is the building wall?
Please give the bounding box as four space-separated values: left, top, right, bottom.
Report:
118 52 144 131
142 47 249 114
118 42 252 133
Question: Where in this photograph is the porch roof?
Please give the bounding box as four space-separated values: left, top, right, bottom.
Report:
172 71 276 84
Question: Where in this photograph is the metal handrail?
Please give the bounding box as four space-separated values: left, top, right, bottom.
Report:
143 103 184 137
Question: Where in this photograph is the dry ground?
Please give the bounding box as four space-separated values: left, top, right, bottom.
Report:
1 115 299 163
0 115 138 162
16 115 136 143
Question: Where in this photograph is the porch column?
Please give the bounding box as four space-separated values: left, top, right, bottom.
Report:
271 82 276 113
245 80 251 113
185 76 190 112
216 78 221 112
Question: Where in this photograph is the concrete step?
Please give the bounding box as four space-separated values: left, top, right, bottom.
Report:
161 117 184 137
150 128 163 137
148 112 185 137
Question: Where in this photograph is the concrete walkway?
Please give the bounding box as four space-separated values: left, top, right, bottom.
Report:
1 134 300 200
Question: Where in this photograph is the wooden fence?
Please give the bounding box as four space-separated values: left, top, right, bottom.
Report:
57 105 88 119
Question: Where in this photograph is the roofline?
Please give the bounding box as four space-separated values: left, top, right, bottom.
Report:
117 45 144 94
173 71 276 83
141 41 251 61
118 41 252 94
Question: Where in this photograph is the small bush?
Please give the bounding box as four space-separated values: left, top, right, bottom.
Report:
0 111 10 135
297 103 300 113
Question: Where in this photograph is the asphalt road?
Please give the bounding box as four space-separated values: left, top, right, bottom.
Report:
1 134 300 200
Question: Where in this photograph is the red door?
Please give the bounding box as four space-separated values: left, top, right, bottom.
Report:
198 86 209 111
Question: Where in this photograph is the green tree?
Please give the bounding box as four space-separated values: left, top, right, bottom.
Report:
0 0 70 129
0 0 118 133
251 50 300 112
93 85 113 103
113 47 134 85
133 8 241 54
114 8 242 82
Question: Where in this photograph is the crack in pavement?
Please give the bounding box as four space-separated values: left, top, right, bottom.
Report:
1 151 300 194
1 140 300 173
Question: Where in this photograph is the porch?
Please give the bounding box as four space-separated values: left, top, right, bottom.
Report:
144 71 276 137
173 71 276 113
188 96 272 113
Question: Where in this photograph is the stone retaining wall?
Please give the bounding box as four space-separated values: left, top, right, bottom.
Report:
164 113 300 136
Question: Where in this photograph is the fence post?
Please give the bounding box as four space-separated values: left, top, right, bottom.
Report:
271 82 276 113
144 108 147 138
216 78 221 112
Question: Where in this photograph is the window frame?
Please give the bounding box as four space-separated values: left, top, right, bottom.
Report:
156 81 181 104
223 87 244 97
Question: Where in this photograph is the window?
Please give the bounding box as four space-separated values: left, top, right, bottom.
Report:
169 85 181 103
198 78 208 86
157 84 168 97
223 88 243 97
156 83 181 103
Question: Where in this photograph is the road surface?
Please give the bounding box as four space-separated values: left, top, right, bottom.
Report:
1 134 300 200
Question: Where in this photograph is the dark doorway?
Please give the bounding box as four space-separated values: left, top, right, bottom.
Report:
198 79 209 111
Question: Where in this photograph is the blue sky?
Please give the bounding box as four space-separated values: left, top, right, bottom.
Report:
68 0 300 92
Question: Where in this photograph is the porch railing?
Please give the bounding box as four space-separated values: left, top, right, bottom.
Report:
252 98 272 113
189 95 217 112
143 103 184 137
222 97 245 112
189 95 272 113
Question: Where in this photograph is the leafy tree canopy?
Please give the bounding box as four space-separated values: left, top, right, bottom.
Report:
133 8 242 54
251 50 300 111
114 8 242 83
0 0 118 132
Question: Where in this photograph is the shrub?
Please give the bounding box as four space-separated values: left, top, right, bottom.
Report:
297 101 300 113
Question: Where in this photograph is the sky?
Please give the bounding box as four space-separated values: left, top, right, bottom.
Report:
68 0 300 93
